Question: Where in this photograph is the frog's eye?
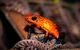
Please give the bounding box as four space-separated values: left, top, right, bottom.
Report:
32 16 37 20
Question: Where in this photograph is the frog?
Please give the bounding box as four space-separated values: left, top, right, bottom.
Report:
25 12 59 39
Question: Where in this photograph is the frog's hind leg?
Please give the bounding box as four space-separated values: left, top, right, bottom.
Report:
39 26 49 38
38 26 49 42
44 30 49 42
42 27 49 42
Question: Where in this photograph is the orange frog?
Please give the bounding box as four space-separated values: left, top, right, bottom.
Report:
25 12 59 39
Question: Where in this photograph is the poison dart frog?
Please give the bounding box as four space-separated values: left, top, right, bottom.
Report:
25 12 59 39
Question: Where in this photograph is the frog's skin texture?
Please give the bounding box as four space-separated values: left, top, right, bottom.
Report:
25 12 59 39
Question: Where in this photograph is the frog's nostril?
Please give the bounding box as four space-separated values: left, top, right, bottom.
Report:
32 16 37 20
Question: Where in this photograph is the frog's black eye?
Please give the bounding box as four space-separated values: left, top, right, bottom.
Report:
32 16 37 20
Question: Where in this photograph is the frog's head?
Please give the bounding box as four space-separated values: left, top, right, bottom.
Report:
25 12 40 23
